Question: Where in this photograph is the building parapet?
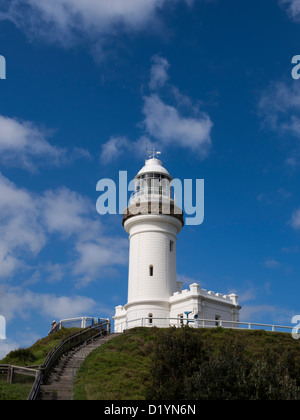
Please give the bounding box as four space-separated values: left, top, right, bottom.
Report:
170 283 239 307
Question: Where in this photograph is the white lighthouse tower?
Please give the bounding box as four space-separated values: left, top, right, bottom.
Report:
113 153 241 332
114 152 183 330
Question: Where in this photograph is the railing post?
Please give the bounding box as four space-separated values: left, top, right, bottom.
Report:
8 366 13 384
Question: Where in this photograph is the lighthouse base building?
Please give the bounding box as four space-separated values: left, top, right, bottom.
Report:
114 284 240 332
113 156 241 333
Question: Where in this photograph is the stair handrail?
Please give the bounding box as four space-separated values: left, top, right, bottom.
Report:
27 319 110 401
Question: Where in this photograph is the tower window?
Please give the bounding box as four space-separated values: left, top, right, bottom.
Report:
148 313 153 325
170 240 174 252
149 265 153 276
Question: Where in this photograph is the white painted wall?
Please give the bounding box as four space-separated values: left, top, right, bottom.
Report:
114 283 240 332
124 214 182 304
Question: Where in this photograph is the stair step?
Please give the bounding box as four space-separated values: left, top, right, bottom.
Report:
38 333 116 400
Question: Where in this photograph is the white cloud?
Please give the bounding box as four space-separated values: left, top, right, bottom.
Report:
73 238 128 286
257 189 292 204
285 152 300 168
100 55 213 162
0 174 127 284
0 174 46 278
37 294 98 320
280 0 300 21
291 207 300 230
143 94 212 157
0 115 66 170
258 81 300 167
0 0 193 53
237 287 257 303
145 56 213 156
41 187 99 239
0 292 91 358
258 81 300 136
149 55 170 90
100 135 157 165
0 285 97 322
263 258 281 269
240 304 282 322
177 273 201 286
0 115 91 171
0 285 114 357
100 136 131 164
40 187 128 285
0 339 20 360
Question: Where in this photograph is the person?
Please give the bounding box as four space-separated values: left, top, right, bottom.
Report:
50 320 57 332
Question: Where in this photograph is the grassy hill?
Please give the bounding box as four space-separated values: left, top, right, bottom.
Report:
73 327 300 400
1 326 300 400
74 327 156 400
0 328 81 367
0 328 81 400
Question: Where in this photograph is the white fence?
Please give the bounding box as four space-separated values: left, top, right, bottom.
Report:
116 317 295 334
50 317 110 334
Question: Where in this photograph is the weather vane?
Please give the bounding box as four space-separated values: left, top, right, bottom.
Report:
146 143 161 160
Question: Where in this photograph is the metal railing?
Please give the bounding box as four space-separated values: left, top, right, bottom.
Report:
27 319 110 400
130 187 175 202
116 317 295 334
49 317 109 334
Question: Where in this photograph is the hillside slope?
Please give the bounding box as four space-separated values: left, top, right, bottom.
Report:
0 328 81 367
1 326 300 400
73 327 300 400
0 328 81 401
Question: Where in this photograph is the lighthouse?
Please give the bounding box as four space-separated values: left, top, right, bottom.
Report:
113 153 241 332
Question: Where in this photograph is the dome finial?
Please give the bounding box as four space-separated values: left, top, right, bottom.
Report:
146 143 161 160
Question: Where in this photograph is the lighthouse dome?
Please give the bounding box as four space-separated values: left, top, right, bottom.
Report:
136 158 172 180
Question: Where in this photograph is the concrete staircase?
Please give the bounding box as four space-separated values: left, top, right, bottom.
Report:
39 334 118 400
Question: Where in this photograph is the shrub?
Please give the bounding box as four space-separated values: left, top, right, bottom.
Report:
146 327 300 400
184 338 250 400
4 348 36 366
146 327 207 400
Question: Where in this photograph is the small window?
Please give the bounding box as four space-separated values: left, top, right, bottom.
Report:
148 313 153 325
178 314 184 326
215 315 221 327
149 265 153 276
170 240 174 252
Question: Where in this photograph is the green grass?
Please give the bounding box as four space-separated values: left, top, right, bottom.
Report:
0 378 33 401
0 327 81 401
194 327 300 362
1 326 300 400
73 328 157 400
73 327 300 400
0 327 81 367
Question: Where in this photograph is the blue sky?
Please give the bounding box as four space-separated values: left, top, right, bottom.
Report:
1 0 300 356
